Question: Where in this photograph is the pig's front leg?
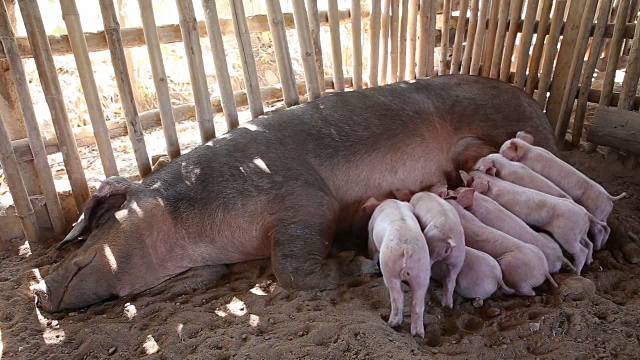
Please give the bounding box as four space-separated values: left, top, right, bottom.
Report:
385 277 404 328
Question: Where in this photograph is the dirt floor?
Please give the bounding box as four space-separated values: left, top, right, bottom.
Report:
0 146 638 360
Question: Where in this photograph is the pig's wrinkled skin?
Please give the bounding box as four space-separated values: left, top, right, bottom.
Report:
463 170 604 275
34 75 560 312
431 247 514 300
409 189 465 308
500 137 626 250
473 153 571 199
451 187 573 274
367 199 430 338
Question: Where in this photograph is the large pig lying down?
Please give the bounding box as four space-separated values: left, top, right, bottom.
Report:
500 136 627 250
367 199 430 338
32 74 560 313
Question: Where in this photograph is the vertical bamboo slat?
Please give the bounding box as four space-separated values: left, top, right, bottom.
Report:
470 0 489 75
56 0 120 179
266 0 299 106
406 0 419 79
390 0 400 82
439 0 451 75
513 0 540 88
599 0 630 108
328 0 345 91
499 0 523 82
461 0 480 74
525 0 553 95
230 0 264 118
534 0 567 106
398 0 409 80
0 113 40 242
2 0 65 236
202 0 240 130
450 0 469 74
380 0 391 83
618 17 640 169
481 0 501 77
100 0 152 177
489 0 510 78
425 0 436 76
369 0 382 86
306 0 325 92
292 0 321 98
138 0 181 159
351 0 363 88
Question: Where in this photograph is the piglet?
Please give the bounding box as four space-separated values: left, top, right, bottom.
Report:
431 247 514 300
409 186 465 308
500 136 626 250
444 190 556 296
473 153 571 199
366 198 431 338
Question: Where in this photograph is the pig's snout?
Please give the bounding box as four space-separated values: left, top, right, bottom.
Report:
31 281 56 313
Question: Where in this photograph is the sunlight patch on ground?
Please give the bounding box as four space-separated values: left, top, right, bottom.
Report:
176 323 184 340
34 300 65 345
124 303 137 320
18 240 31 258
225 297 247 316
103 244 118 273
249 314 260 327
249 281 277 296
142 335 159 355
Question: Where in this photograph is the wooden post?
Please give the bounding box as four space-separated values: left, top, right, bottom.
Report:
426 0 436 76
398 0 409 80
534 0 567 106
30 0 90 211
2 0 65 236
351 0 363 88
230 0 263 118
599 0 631 108
0 112 40 242
380 0 391 83
513 0 540 88
266 0 299 106
328 0 345 91
489 0 510 78
450 0 469 74
499 0 523 82
292 0 321 98
201 0 240 130
138 0 181 159
369 0 382 85
439 0 452 75
617 10 640 169
56 0 120 179
461 0 479 74
99 0 151 177
406 0 419 79
470 0 489 75
554 0 598 145
481 0 502 77
525 0 553 95
306 0 325 91
390 0 400 83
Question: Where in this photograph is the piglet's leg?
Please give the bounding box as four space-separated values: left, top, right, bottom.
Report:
409 276 429 338
580 237 594 265
385 278 404 328
442 262 461 308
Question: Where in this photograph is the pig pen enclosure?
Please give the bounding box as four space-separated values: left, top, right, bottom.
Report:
0 0 640 358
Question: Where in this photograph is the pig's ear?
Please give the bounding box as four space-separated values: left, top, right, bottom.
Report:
456 188 475 208
516 131 535 145
471 179 490 194
459 170 473 186
445 190 457 199
362 197 382 214
486 166 497 177
392 189 413 202
430 184 448 199
443 238 457 257
58 177 135 250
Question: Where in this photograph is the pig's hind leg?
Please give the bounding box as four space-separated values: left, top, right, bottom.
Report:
384 277 405 328
408 274 429 338
441 262 462 308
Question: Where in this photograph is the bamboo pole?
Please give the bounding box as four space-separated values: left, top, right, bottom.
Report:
599 0 631 108
306 0 325 91
138 0 181 159
461 0 479 74
352 0 363 88
55 1 121 179
201 0 240 130
30 0 90 211
398 0 409 80
266 0 299 106
572 0 614 146
2 0 65 236
499 0 523 82
489 0 510 78
469 0 489 75
0 113 40 242
622 0 640 55
617 10 640 169
450 0 469 74
425 0 436 76
369 0 382 85
525 0 552 95
439 0 451 75
328 0 345 91
390 0 400 82
534 0 567 106
406 0 419 79
380 0 391 83
513 0 540 88
99 0 152 177
292 0 321 98
230 0 263 118
554 0 598 145
481 0 501 77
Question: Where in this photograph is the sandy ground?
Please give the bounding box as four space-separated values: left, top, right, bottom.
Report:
0 145 638 360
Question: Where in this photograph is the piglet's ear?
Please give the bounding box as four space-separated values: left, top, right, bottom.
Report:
516 131 535 145
430 184 448 199
362 197 382 214
456 188 475 208
459 170 472 186
486 166 497 177
445 190 457 199
392 189 413 202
